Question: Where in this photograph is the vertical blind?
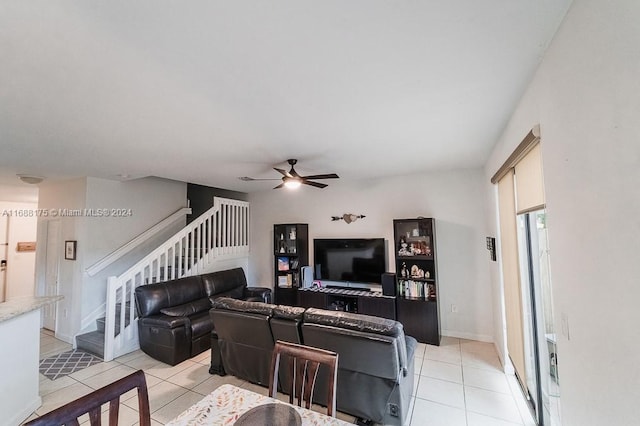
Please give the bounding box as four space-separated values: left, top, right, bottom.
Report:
493 126 544 389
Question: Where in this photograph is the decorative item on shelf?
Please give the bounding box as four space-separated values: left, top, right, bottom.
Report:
278 276 288 287
289 228 296 240
425 270 430 278
412 228 419 237
400 262 408 278
331 214 366 224
398 238 411 256
277 257 289 271
410 265 425 278
279 240 286 253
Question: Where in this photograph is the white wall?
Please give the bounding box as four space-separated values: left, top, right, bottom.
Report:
249 169 494 341
82 177 187 322
484 0 640 423
36 178 87 343
0 201 38 300
36 177 188 342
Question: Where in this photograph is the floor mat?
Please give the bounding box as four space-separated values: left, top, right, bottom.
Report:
39 350 102 380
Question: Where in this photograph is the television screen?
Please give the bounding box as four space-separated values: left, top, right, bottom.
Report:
313 238 386 285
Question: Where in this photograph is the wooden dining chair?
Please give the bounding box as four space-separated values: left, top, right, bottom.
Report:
25 369 151 426
269 340 339 417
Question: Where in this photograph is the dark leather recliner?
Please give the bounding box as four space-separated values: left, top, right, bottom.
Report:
302 309 416 426
207 299 416 426
134 268 271 366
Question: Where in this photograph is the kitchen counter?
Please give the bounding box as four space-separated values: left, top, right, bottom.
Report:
0 295 63 323
0 295 63 426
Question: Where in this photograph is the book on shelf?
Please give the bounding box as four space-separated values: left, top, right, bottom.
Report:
278 275 289 287
277 257 289 271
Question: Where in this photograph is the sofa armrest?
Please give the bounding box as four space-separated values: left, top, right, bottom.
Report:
139 315 189 329
402 335 418 377
243 287 272 303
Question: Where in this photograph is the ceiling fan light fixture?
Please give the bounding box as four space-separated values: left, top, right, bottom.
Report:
17 174 44 185
284 178 302 189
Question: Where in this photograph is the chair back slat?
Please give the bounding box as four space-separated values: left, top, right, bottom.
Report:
270 340 338 417
25 370 150 426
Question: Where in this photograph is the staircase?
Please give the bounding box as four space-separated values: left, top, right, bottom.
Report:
76 197 250 361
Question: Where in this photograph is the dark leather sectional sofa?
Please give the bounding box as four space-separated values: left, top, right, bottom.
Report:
209 297 417 426
133 268 271 366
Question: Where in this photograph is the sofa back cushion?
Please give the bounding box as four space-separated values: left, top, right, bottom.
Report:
301 309 405 380
211 297 275 316
135 275 205 317
201 268 247 299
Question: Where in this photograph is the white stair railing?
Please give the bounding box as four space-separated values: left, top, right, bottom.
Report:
104 197 250 361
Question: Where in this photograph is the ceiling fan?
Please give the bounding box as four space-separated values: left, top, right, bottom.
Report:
240 159 339 189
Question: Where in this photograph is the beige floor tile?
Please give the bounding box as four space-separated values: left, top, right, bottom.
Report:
461 350 502 372
120 373 164 401
120 353 167 371
411 398 466 426
463 365 511 394
115 350 147 364
165 363 212 389
36 382 94 416
465 386 522 424
440 336 461 347
145 359 197 380
151 390 206 423
69 360 121 381
425 346 462 365
416 377 465 409
467 411 523 426
126 380 188 413
81 364 137 390
191 374 245 396
39 374 78 396
190 350 211 365
421 359 463 383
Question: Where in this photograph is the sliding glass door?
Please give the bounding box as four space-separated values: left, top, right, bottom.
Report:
517 210 561 426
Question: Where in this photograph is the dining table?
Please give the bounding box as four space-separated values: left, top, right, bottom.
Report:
165 383 353 426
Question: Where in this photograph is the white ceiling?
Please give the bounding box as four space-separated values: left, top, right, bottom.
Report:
0 1 571 193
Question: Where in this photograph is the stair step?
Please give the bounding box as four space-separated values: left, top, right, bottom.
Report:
76 330 105 359
97 302 133 335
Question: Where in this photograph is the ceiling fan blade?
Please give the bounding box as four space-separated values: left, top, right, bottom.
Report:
302 180 328 189
273 182 285 189
274 167 293 178
239 177 281 181
301 173 339 180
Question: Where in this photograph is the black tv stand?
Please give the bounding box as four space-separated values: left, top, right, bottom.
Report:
297 287 396 320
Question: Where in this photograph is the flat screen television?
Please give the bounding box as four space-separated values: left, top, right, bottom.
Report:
313 238 386 287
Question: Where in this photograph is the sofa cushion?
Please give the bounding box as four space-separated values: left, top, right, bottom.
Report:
135 275 205 317
211 297 275 316
303 308 404 337
273 305 306 320
160 298 211 317
201 268 247 298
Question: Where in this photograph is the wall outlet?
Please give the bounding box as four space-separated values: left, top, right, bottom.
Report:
451 304 458 313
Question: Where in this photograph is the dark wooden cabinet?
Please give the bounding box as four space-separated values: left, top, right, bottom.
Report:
393 218 440 345
297 288 396 320
273 224 308 305
297 289 327 309
359 296 397 320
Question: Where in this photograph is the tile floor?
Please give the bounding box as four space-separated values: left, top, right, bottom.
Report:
27 331 537 425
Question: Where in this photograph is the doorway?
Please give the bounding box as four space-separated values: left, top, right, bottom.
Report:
517 210 561 426
41 220 61 332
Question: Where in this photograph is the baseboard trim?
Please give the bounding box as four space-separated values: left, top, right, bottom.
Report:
442 330 493 343
10 396 40 426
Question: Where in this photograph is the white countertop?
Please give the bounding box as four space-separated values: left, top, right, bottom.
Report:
0 296 63 323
